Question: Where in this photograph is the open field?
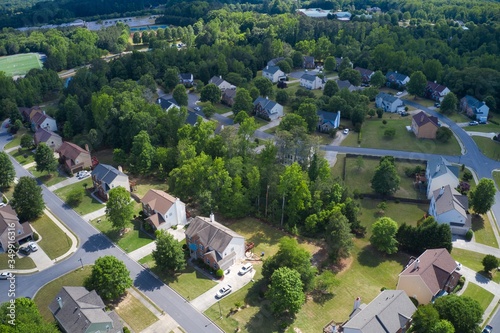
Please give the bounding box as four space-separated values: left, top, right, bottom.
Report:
472 136 500 161
32 213 73 259
54 179 104 216
91 216 153 253
451 248 500 283
461 283 494 312
0 53 42 77
114 292 158 332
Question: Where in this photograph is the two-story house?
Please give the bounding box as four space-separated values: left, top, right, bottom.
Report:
57 142 92 174
222 89 237 107
300 74 324 90
185 215 245 271
337 79 358 92
178 73 194 86
157 97 179 112
208 76 236 91
425 157 460 200
386 71 410 89
262 66 285 83
0 205 33 250
411 111 439 139
317 110 340 133
425 81 450 102
34 128 62 151
428 185 470 235
460 95 489 122
375 92 405 113
354 67 374 83
267 57 285 67
29 109 58 132
253 97 283 121
91 164 130 201
303 56 315 69
141 189 187 231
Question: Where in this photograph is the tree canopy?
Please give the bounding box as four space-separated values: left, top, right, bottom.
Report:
12 176 44 221
152 229 186 272
470 178 496 214
34 143 58 174
371 157 400 196
266 267 305 318
0 297 59 332
85 256 132 301
370 217 399 254
433 295 482 333
105 186 134 229
0 152 15 188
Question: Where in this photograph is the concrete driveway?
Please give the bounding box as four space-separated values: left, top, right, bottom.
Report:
190 262 256 312
47 174 89 191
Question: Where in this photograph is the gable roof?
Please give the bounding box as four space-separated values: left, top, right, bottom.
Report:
427 156 459 179
267 57 285 67
318 110 340 122
158 97 179 110
337 79 355 90
399 248 458 296
343 290 416 333
92 163 127 185
209 76 232 88
141 189 177 216
432 185 468 218
185 216 244 255
412 111 439 128
57 141 89 160
426 81 448 93
386 71 409 82
301 73 317 82
34 128 61 144
31 111 54 126
253 97 281 114
303 56 314 64
0 205 20 235
263 65 282 75
179 73 193 80
463 95 488 113
223 89 237 99
376 92 401 104
354 67 374 77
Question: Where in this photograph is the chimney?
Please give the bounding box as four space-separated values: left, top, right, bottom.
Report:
353 297 361 311
56 297 63 309
219 75 222 79
438 186 445 197
266 65 269 70
118 165 123 173
210 213 215 223
414 259 420 270
85 144 89 152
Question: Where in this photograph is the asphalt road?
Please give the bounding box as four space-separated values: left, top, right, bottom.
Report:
487 307 500 330
0 121 222 333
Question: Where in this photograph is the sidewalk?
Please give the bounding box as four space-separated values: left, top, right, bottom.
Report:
4 145 20 153
257 118 281 132
453 238 500 257
48 175 86 191
81 207 106 222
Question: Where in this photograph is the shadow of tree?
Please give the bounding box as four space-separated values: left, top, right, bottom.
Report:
357 245 404 268
133 269 164 291
311 291 335 305
471 215 485 232
81 233 113 252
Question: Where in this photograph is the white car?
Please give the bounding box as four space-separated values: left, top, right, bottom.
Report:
343 129 349 135
455 261 462 270
0 272 12 280
28 242 38 252
77 171 90 179
396 91 403 96
216 284 232 298
238 263 253 276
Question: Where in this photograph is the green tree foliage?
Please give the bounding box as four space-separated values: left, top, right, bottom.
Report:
20 134 33 149
279 114 308 132
276 60 291 73
200 83 221 104
339 68 361 86
291 51 304 68
440 92 458 115
470 178 496 214
253 77 274 98
371 157 400 196
324 56 336 72
384 128 396 139
323 80 339 97
152 229 186 272
0 297 59 332
279 163 311 228
172 84 188 106
129 131 155 175
407 71 428 97
66 187 84 206
430 320 455 333
397 217 452 254
325 208 354 261
412 304 440 333
12 176 44 221
370 217 399 254
312 270 338 295
105 187 134 230
295 101 318 133
482 254 499 273
232 88 254 115
163 68 180 92
433 295 482 333
276 90 289 105
34 143 58 174
266 267 305 318
85 256 132 302
370 70 386 88
423 59 443 83
436 127 453 143
0 152 15 188
202 103 216 119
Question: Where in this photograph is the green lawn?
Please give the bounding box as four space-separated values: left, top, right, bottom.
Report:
31 214 73 260
54 179 104 216
130 176 169 198
451 248 500 283
341 117 461 155
471 214 499 248
140 255 217 299
9 148 35 165
91 216 153 253
28 167 68 187
91 149 116 167
332 154 345 180
401 95 434 107
463 123 500 133
34 266 93 322
198 101 232 115
472 136 500 161
0 253 36 270
461 283 494 312
493 171 500 190
115 292 158 332
275 81 323 99
0 53 42 77
445 112 470 123
4 128 30 149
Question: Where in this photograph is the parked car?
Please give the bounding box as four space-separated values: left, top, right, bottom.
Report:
343 128 350 135
0 203 5 207
469 121 479 126
28 242 38 252
434 103 441 108
18 247 31 256
482 325 493 333
215 284 232 298
455 261 462 270
194 106 201 112
77 171 90 179
396 91 403 96
238 263 253 276
0 272 12 280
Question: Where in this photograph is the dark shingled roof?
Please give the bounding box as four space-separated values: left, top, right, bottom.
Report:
412 111 439 128
185 216 244 255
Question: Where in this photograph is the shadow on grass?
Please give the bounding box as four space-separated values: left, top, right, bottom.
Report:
357 245 401 268
311 291 335 305
471 215 485 232
81 233 113 253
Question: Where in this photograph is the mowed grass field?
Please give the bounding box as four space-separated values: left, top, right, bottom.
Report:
0 53 42 77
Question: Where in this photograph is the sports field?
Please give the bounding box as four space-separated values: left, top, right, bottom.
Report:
0 53 43 77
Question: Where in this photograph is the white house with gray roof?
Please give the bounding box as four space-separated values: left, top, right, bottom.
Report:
429 185 470 235
208 76 236 91
375 92 405 113
262 65 285 83
91 164 130 201
300 73 324 90
386 71 410 89
253 97 283 121
342 290 416 333
425 157 459 199
185 215 245 271
49 286 123 333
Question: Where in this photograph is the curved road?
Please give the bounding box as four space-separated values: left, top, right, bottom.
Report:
0 122 222 333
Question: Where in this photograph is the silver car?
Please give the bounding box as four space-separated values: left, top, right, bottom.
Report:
216 285 232 298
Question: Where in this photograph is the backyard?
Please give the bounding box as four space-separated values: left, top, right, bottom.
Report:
28 166 68 187
91 216 153 253
54 178 104 216
31 213 73 259
451 248 500 283
472 136 500 161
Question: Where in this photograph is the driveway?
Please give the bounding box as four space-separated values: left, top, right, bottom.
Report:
48 174 89 191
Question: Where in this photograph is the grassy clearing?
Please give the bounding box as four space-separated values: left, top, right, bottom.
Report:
114 292 158 332
54 179 104 216
341 117 461 156
28 167 68 187
91 216 153 253
471 214 499 248
331 154 345 180
9 148 35 165
34 266 93 322
493 171 500 190
32 214 72 259
463 123 500 133
91 149 116 167
445 112 470 123
461 283 494 312
4 128 29 149
472 137 500 161
0 53 42 77
129 176 169 198
275 81 323 99
401 95 434 107
451 248 500 283
0 253 36 270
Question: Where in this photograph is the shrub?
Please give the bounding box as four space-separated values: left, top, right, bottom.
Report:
216 269 224 278
409 296 419 307
123 327 131 333
382 119 387 125
384 128 396 139
465 229 473 241
462 170 473 182
33 232 40 241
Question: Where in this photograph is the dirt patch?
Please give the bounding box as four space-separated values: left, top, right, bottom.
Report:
330 256 354 274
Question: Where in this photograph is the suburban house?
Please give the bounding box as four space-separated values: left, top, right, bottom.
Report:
303 56 315 69
397 248 461 304
411 111 439 139
341 290 416 333
262 65 285 83
335 57 352 71
57 142 92 174
185 215 245 271
222 89 237 106
49 286 123 333
253 97 283 121
386 71 410 89
209 76 236 91
375 92 405 113
29 109 58 132
354 67 374 83
178 73 194 86
428 185 470 235
157 97 179 112
19 106 42 121
425 157 460 199
300 73 324 90
297 8 331 18
460 95 490 122
425 81 450 102
34 128 62 151
0 205 33 250
91 164 130 201
335 11 352 21
337 79 357 92
267 57 285 67
141 189 187 231
317 110 340 133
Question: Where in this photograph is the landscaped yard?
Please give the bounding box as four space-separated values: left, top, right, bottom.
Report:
0 253 36 270
114 292 158 332
401 95 434 108
91 216 153 253
139 255 217 299
28 167 68 187
275 81 323 99
451 248 500 283
54 179 104 216
461 283 494 312
472 136 500 161
9 148 35 165
471 214 499 248
341 117 461 156
463 123 500 133
4 128 30 150
31 213 73 259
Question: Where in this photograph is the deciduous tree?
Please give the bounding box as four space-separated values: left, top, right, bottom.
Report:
407 71 427 97
482 254 499 273
172 84 188 106
232 88 254 115
85 256 132 301
370 217 399 254
34 143 58 175
0 297 58 332
295 102 318 133
0 152 15 188
470 178 496 214
129 131 154 175
371 158 400 196
412 304 440 333
266 267 305 317
12 176 44 221
433 295 482 333
370 70 386 88
152 230 186 272
105 186 134 230
323 80 339 97
253 77 274 98
440 92 458 115
200 83 221 104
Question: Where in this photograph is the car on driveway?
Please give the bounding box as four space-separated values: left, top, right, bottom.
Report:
216 284 232 299
18 247 31 256
0 272 12 280
469 121 479 126
455 261 462 270
28 242 38 252
77 171 90 179
396 91 403 96
194 106 201 112
239 263 253 276
343 128 349 135
483 325 493 333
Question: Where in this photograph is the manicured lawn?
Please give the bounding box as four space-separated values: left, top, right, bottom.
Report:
0 253 36 270
311 132 334 145
493 171 500 190
9 148 35 165
130 176 169 198
34 266 93 322
341 117 461 155
28 167 68 187
275 81 323 99
471 214 499 248
32 214 73 259
264 127 277 134
253 116 269 127
4 128 30 149
451 248 500 283
54 179 104 216
140 255 217 299
114 292 158 332
461 283 494 312
445 112 470 123
472 136 500 161
463 123 500 133
198 101 232 115
332 154 345 180
401 95 434 107
91 216 153 253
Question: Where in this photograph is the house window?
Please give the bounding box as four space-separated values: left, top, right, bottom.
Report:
213 263 218 269
169 212 172 216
